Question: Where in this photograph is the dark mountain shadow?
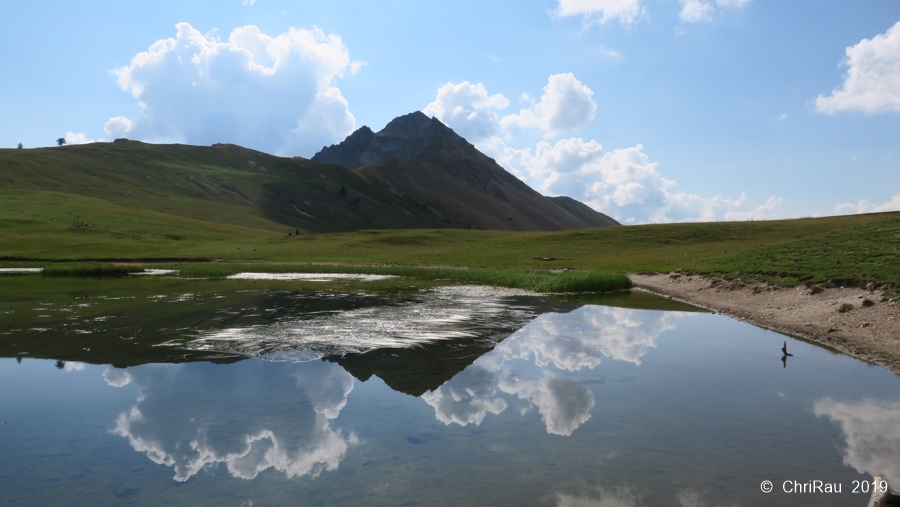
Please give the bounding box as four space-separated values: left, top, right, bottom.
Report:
313 111 620 231
325 296 584 396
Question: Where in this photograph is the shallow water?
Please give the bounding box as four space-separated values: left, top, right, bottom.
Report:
0 279 898 506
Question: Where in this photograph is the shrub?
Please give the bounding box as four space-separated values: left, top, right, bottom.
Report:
862 298 875 307
838 303 854 313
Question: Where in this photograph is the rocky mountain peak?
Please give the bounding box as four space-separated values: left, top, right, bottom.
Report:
312 111 465 169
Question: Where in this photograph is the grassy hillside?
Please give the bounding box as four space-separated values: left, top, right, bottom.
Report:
2 143 898 293
0 141 452 233
2 190 898 291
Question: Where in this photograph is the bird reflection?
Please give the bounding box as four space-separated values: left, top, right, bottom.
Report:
781 341 794 368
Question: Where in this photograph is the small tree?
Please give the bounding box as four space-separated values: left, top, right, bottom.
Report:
56 138 66 146
16 143 22 149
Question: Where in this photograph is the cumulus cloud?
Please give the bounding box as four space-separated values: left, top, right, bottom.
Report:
835 188 900 215
493 138 782 223
679 0 750 24
111 361 356 482
422 82 510 142
421 366 509 426
423 307 686 435
103 367 133 388
814 397 900 487
62 361 86 372
500 374 595 436
496 306 683 369
107 22 361 156
428 78 780 224
500 73 596 137
679 0 714 23
64 132 95 145
816 21 900 114
555 0 644 26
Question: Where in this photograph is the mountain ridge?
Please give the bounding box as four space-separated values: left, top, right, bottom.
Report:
313 111 619 231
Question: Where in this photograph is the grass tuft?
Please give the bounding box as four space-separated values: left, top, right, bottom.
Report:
838 303 854 313
42 263 136 278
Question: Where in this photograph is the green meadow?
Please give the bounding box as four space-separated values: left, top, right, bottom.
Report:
2 144 899 293
3 191 899 293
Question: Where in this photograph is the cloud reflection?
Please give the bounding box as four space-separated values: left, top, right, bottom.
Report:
499 373 595 436
424 307 682 435
556 489 637 507
110 361 357 482
814 397 900 487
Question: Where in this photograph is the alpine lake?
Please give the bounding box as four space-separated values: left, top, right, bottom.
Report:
1 272 899 507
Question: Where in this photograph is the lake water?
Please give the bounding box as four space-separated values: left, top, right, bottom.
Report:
1 277 899 506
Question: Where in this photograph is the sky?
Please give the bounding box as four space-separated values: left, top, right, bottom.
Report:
1 0 899 224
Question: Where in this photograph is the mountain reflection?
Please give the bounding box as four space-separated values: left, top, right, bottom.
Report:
106 361 356 482
814 397 900 488
423 307 684 435
175 286 558 362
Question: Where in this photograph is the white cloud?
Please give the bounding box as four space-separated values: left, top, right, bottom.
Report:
814 397 900 488
421 366 509 426
64 132 95 145
492 138 782 223
424 307 686 435
423 82 510 142
679 0 749 24
556 0 644 26
107 22 357 156
496 306 682 369
429 79 781 224
499 374 595 436
679 0 714 24
103 367 133 387
63 361 86 372
835 188 900 214
599 46 622 58
112 362 357 482
715 0 750 7
242 0 256 5
816 21 900 114
500 73 596 137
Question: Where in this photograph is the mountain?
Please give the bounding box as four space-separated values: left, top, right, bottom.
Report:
0 112 617 235
313 111 619 231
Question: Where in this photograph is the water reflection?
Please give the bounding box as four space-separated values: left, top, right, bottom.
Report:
423 307 683 435
556 487 729 507
814 397 900 488
556 489 637 507
177 286 545 361
107 361 357 482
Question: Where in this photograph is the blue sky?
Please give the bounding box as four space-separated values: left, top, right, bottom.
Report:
2 1 899 223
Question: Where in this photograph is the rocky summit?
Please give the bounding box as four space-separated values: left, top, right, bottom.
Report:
313 112 619 231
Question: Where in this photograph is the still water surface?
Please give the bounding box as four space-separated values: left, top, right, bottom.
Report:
1 278 899 506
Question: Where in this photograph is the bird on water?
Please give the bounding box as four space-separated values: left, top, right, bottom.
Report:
782 341 794 357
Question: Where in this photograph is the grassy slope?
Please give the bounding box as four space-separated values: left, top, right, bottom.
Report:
2 192 898 289
0 142 448 234
2 145 898 291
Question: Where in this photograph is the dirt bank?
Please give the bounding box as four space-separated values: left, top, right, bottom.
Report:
631 273 900 375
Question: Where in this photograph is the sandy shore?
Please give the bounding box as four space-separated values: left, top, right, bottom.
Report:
631 273 900 375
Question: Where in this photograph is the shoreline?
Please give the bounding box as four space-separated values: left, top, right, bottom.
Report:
630 273 900 375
